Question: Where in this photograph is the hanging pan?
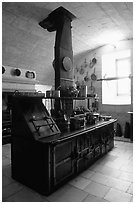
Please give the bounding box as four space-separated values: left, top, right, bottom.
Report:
88 81 95 94
89 57 97 68
79 65 85 75
91 68 97 81
84 71 90 82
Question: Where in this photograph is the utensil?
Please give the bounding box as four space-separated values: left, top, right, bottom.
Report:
88 82 95 93
91 68 97 81
52 59 55 70
75 76 81 88
97 76 131 81
84 58 88 68
89 57 97 68
79 66 85 75
75 65 80 73
92 57 97 64
84 71 90 82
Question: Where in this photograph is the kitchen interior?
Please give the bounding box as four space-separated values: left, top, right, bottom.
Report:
2 2 133 202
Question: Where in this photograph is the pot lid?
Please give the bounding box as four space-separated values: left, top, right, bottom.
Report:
62 57 72 72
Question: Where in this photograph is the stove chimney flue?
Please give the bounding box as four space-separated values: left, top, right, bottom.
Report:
39 6 76 90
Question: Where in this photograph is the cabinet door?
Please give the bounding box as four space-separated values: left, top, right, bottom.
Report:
53 139 76 186
94 145 101 159
77 133 94 173
99 127 107 155
106 124 114 152
77 133 89 154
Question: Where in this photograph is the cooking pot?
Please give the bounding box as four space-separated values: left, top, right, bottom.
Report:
79 85 87 97
46 90 60 98
70 116 85 130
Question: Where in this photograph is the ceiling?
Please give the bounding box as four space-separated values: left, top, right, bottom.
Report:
30 1 133 55
2 2 133 85
3 1 133 56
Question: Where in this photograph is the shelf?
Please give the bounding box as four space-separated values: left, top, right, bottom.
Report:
44 96 94 100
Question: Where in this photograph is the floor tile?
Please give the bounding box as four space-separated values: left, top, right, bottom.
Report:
5 188 45 202
2 182 24 200
104 160 122 169
90 163 122 179
47 184 88 202
90 172 131 192
104 188 132 202
84 181 110 198
2 144 11 151
68 176 92 190
2 157 11 167
97 165 122 178
2 165 11 178
119 171 133 182
79 169 95 179
88 163 103 172
90 172 109 186
120 164 133 173
105 177 131 192
2 146 11 157
2 175 14 187
100 154 118 162
83 194 108 202
111 157 127 166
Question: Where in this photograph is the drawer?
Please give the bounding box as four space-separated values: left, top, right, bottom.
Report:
54 139 76 163
54 158 75 185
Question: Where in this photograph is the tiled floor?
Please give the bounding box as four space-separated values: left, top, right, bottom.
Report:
2 141 133 202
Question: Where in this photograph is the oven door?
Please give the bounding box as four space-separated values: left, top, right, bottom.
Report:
53 139 76 186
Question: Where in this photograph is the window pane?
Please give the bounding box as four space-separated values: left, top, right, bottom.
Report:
117 78 131 96
116 58 131 77
102 49 131 105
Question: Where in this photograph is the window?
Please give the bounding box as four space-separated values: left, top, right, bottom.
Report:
116 58 131 96
102 50 131 105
